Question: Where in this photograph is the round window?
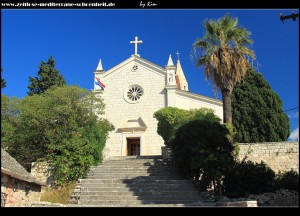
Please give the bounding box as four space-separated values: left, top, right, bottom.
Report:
124 85 144 103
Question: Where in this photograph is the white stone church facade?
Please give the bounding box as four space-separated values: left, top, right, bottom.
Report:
94 37 223 158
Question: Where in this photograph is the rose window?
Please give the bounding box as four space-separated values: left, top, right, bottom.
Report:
124 85 144 103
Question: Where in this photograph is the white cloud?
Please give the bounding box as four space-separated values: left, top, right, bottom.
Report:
289 127 299 141
288 111 299 119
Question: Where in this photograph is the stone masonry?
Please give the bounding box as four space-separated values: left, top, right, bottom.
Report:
1 174 41 207
1 149 45 207
31 162 54 187
238 142 299 173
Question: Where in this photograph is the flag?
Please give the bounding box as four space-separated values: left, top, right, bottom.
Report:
95 77 106 90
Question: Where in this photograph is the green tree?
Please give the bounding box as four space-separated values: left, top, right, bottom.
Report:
1 69 6 89
1 95 21 149
154 107 219 147
7 86 114 184
193 14 255 126
27 56 66 95
232 67 290 142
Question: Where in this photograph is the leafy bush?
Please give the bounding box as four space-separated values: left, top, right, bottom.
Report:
154 107 219 147
275 170 299 191
4 86 114 184
171 119 234 195
153 107 188 147
223 161 275 198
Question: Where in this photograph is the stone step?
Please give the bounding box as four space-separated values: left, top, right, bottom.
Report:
69 156 204 207
89 169 178 173
72 191 200 196
77 199 201 205
89 169 179 173
97 165 172 168
78 185 198 191
106 156 162 160
67 203 190 207
88 171 177 175
76 195 201 201
78 179 192 184
87 175 184 179
99 160 165 164
69 203 215 207
100 161 162 164
102 159 163 161
90 167 177 170
93 164 167 167
89 171 177 175
86 176 183 180
100 159 162 163
102 158 162 161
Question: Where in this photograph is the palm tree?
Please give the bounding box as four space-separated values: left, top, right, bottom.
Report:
193 14 255 125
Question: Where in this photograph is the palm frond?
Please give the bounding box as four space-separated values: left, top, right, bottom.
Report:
193 13 256 92
196 57 205 67
194 40 208 49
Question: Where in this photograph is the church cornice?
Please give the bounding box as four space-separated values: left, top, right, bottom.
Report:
176 90 223 106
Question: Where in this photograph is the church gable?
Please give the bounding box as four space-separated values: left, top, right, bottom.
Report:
99 55 166 83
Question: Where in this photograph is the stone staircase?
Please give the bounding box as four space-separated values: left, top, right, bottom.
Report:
68 156 214 207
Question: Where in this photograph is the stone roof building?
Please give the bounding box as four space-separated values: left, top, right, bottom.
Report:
1 149 45 207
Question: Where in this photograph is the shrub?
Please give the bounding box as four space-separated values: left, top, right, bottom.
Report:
223 161 275 198
154 107 220 147
171 119 234 195
275 169 299 191
154 107 189 147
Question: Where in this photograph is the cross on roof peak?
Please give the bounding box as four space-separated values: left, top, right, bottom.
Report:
130 36 143 56
176 51 181 61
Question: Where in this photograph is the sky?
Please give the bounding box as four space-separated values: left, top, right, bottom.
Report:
1 9 299 141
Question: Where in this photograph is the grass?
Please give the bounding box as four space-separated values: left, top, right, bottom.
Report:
40 183 75 204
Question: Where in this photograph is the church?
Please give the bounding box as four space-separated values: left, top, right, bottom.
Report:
94 37 223 158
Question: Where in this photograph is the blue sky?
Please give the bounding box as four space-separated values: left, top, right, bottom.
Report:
1 9 299 141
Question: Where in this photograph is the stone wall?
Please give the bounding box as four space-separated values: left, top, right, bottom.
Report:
31 162 54 187
1 173 41 207
249 189 298 207
238 142 299 173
